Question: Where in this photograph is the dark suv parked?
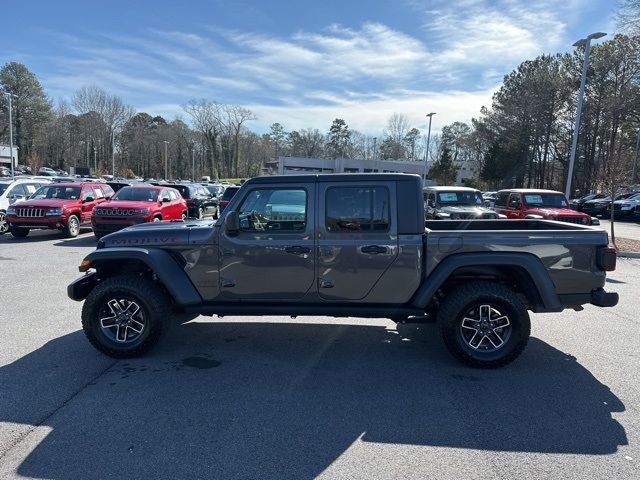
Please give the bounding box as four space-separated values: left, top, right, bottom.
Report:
152 183 217 219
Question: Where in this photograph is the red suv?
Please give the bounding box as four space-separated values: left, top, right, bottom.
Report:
91 185 187 239
6 182 113 238
494 189 592 225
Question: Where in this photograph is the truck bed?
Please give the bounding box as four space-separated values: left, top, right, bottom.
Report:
424 219 609 296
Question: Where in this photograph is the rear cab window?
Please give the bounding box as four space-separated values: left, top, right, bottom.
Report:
325 186 390 232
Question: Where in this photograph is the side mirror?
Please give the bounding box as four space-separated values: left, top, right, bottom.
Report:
162 197 170 203
225 211 240 234
84 196 94 203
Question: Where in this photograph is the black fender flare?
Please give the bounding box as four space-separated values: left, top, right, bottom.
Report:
410 252 562 312
70 247 201 306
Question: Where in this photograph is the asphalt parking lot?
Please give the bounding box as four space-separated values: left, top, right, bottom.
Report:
0 229 638 479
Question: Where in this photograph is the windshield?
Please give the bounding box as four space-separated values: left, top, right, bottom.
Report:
437 191 483 206
112 187 159 202
523 193 568 208
205 185 224 196
32 185 82 200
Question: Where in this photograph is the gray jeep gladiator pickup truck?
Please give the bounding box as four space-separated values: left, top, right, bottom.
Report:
68 174 619 368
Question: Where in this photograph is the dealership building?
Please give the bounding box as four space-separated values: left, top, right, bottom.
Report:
0 145 18 168
265 156 477 186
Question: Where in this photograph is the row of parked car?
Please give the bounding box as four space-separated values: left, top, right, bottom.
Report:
568 191 640 219
425 186 598 225
0 176 241 239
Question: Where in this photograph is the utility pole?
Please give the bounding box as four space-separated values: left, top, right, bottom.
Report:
423 112 436 186
4 92 16 177
633 128 640 185
191 143 196 181
112 131 116 178
163 141 169 180
373 137 377 172
565 31 606 198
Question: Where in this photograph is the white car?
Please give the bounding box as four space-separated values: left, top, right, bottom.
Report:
0 178 52 234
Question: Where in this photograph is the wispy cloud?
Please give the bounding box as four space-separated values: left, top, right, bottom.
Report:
29 1 596 133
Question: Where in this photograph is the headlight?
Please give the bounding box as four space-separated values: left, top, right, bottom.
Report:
498 214 507 219
46 207 62 216
437 212 451 219
134 208 150 215
581 217 588 224
6 206 16 215
621 204 632 210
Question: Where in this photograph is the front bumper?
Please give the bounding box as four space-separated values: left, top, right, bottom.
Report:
67 272 99 301
7 215 66 230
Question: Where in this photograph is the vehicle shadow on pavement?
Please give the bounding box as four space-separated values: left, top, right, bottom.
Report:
53 235 97 248
0 321 627 480
0 230 94 244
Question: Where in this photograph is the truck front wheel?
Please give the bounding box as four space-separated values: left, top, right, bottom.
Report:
81 274 170 358
438 282 530 368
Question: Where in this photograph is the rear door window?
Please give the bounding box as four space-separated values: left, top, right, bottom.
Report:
325 187 390 232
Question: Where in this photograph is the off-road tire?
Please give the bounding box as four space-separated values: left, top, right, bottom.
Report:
438 281 530 368
65 215 80 238
10 227 29 238
82 274 171 358
0 211 8 235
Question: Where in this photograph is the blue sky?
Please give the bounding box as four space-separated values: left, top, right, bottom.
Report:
3 0 616 134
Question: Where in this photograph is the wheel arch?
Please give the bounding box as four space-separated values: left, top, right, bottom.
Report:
411 252 562 313
70 247 201 306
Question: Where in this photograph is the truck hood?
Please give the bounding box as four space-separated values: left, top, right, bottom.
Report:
525 207 587 217
101 219 217 247
14 198 80 208
440 205 497 216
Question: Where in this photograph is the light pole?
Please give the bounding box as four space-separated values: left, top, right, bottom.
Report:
565 31 606 198
191 143 196 181
632 128 640 185
423 112 436 185
1 91 16 177
163 141 169 180
111 131 116 178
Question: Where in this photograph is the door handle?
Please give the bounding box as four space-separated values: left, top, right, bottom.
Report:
361 245 387 254
285 245 311 254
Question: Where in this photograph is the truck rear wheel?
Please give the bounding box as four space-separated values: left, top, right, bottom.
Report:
438 282 530 368
81 274 170 358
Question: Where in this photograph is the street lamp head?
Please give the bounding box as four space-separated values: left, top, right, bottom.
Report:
574 32 606 47
588 32 607 40
427 112 436 117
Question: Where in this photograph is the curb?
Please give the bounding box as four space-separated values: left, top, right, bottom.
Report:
617 251 640 259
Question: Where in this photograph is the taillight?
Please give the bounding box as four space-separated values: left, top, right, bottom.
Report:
597 246 617 271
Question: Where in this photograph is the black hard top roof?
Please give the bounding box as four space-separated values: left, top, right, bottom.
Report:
247 173 421 184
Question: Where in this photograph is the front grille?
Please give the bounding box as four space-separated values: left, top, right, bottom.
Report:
556 216 585 224
16 208 44 218
94 208 137 216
